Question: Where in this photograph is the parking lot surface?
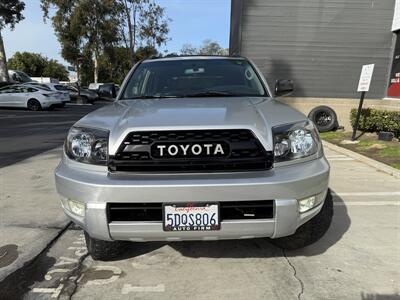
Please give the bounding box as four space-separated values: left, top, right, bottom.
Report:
0 103 105 168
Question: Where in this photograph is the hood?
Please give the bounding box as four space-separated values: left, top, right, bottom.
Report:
75 97 307 154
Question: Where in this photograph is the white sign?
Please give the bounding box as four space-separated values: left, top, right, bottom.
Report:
357 64 375 92
393 0 400 31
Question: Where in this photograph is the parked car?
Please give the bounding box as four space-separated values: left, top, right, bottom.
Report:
0 84 63 111
88 83 103 91
63 85 98 103
55 56 333 261
24 82 71 107
8 70 34 83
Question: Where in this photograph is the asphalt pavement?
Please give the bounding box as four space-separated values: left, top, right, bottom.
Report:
0 103 106 168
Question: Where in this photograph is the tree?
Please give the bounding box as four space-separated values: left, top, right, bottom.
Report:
41 0 123 83
180 43 198 56
8 51 68 81
119 0 169 65
41 0 170 85
96 45 157 85
8 51 46 76
43 59 69 81
0 0 25 82
180 40 229 56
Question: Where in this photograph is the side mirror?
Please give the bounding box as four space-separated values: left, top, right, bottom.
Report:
110 85 117 98
99 84 117 99
275 79 294 97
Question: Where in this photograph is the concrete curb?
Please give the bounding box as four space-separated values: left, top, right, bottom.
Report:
322 140 400 179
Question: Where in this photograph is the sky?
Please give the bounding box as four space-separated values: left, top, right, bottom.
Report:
3 0 231 66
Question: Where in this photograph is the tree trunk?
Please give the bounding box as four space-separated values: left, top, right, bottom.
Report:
93 51 99 83
0 30 10 82
132 5 137 62
123 0 134 66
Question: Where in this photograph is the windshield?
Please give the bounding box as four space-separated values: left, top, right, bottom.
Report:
121 58 267 99
15 71 32 83
54 85 69 91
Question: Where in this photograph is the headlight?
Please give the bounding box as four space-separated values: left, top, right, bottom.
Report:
273 121 320 162
65 127 109 165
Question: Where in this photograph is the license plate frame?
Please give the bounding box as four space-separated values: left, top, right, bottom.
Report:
162 202 220 232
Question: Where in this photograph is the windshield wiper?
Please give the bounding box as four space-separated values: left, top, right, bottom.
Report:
183 91 236 97
131 95 179 99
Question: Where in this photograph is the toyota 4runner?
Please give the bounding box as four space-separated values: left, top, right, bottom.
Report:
55 56 333 260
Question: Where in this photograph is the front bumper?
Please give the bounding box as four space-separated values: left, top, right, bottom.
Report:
55 156 330 242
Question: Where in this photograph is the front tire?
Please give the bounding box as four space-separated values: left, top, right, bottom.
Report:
84 231 126 261
27 99 42 111
271 189 333 250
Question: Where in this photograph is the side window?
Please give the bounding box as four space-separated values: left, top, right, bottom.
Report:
126 68 149 97
27 87 37 93
55 85 66 91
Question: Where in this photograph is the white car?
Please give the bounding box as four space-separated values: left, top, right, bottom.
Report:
24 82 71 106
0 84 63 111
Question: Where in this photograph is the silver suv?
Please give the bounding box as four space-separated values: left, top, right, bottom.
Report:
55 56 332 260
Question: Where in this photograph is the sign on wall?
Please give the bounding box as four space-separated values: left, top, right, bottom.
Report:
393 0 400 31
388 33 400 97
357 64 374 92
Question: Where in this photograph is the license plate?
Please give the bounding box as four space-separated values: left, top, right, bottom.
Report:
163 203 220 231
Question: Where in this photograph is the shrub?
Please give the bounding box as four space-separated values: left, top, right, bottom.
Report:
350 108 400 138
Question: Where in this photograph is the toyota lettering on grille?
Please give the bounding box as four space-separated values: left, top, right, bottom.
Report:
151 142 230 159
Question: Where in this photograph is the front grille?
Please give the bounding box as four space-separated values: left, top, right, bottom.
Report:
109 129 273 172
220 201 274 219
108 203 163 222
108 201 274 222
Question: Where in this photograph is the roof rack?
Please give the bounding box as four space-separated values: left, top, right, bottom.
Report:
145 54 245 60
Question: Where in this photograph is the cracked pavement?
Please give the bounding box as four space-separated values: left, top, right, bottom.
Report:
282 249 304 300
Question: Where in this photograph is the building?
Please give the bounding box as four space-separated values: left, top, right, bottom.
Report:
229 0 400 129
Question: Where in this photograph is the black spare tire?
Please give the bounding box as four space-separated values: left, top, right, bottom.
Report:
308 106 338 132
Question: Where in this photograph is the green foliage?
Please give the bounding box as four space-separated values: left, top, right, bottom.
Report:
41 0 123 67
120 0 170 64
0 0 25 30
8 52 46 76
0 0 25 82
137 1 170 49
8 51 68 80
181 40 229 56
350 108 400 138
98 47 132 85
43 59 69 81
41 0 170 83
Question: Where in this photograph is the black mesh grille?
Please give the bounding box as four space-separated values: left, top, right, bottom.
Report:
109 129 273 173
108 201 274 222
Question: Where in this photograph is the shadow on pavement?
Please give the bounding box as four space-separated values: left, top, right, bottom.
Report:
0 252 57 300
118 192 350 260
